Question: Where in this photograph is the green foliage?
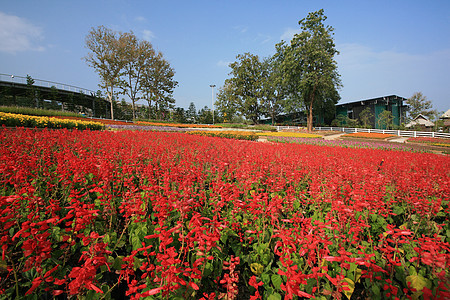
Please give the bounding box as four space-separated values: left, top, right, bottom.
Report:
197 106 213 124
223 53 265 124
216 123 247 129
359 106 374 128
277 9 341 131
173 107 187 123
377 110 394 129
85 26 177 121
406 92 438 122
186 102 197 123
0 106 85 118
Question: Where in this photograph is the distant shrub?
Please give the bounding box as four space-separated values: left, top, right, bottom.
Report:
0 106 83 118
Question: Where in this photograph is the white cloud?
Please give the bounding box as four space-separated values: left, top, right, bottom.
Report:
233 25 248 34
217 60 231 67
257 33 272 44
135 16 147 22
280 27 300 42
142 29 155 41
0 11 44 54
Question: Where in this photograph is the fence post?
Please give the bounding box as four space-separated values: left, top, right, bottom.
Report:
397 130 400 136
432 132 435 138
414 131 417 137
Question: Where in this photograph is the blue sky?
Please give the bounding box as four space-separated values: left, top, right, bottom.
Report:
1 0 449 113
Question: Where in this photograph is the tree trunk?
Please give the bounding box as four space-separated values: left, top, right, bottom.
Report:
132 100 136 120
108 87 114 120
307 83 317 132
147 100 152 120
271 108 275 126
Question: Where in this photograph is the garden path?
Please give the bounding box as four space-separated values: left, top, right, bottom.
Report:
322 133 346 140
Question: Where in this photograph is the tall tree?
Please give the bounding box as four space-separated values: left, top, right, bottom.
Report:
406 92 437 121
141 51 178 120
186 102 197 123
84 26 124 120
278 9 341 131
197 106 213 124
260 56 286 125
26 75 37 108
226 53 265 124
119 33 155 119
215 82 240 123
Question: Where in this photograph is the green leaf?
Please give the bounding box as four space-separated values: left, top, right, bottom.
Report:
267 292 282 300
411 291 424 300
342 278 355 299
0 258 7 272
371 284 381 296
112 256 124 270
203 261 213 277
394 265 406 284
103 233 110 244
406 274 431 292
261 273 271 285
271 274 283 291
409 266 417 276
131 235 141 251
393 206 404 215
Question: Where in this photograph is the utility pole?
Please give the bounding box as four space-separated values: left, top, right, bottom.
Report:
210 84 216 125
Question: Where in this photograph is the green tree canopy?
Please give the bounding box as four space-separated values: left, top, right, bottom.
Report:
260 56 286 125
119 33 155 119
186 102 197 123
215 82 240 123
377 110 394 129
406 92 438 122
276 9 341 131
223 53 265 124
85 26 177 120
359 106 374 128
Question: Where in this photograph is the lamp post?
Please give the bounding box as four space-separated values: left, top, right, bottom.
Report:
210 84 216 125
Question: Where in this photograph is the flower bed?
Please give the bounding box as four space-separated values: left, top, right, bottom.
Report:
1 128 449 299
53 116 133 125
136 121 222 129
408 137 450 147
187 130 258 141
341 132 396 139
106 124 197 132
267 136 424 152
259 132 322 138
0 112 104 130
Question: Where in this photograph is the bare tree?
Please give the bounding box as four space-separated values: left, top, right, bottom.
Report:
84 26 124 120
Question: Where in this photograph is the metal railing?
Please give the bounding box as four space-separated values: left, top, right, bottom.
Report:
308 126 450 139
0 73 96 96
276 125 449 139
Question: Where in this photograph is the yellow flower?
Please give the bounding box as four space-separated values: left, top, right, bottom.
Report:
250 263 264 275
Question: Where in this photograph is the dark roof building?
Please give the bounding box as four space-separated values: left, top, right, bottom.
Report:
335 95 407 129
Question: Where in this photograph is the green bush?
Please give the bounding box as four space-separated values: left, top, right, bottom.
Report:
0 106 83 118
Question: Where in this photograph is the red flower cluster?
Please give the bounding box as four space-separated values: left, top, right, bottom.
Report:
0 128 449 299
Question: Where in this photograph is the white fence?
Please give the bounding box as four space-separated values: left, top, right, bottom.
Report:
276 126 450 139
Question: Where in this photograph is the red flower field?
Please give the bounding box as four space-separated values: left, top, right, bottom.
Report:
0 128 449 299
